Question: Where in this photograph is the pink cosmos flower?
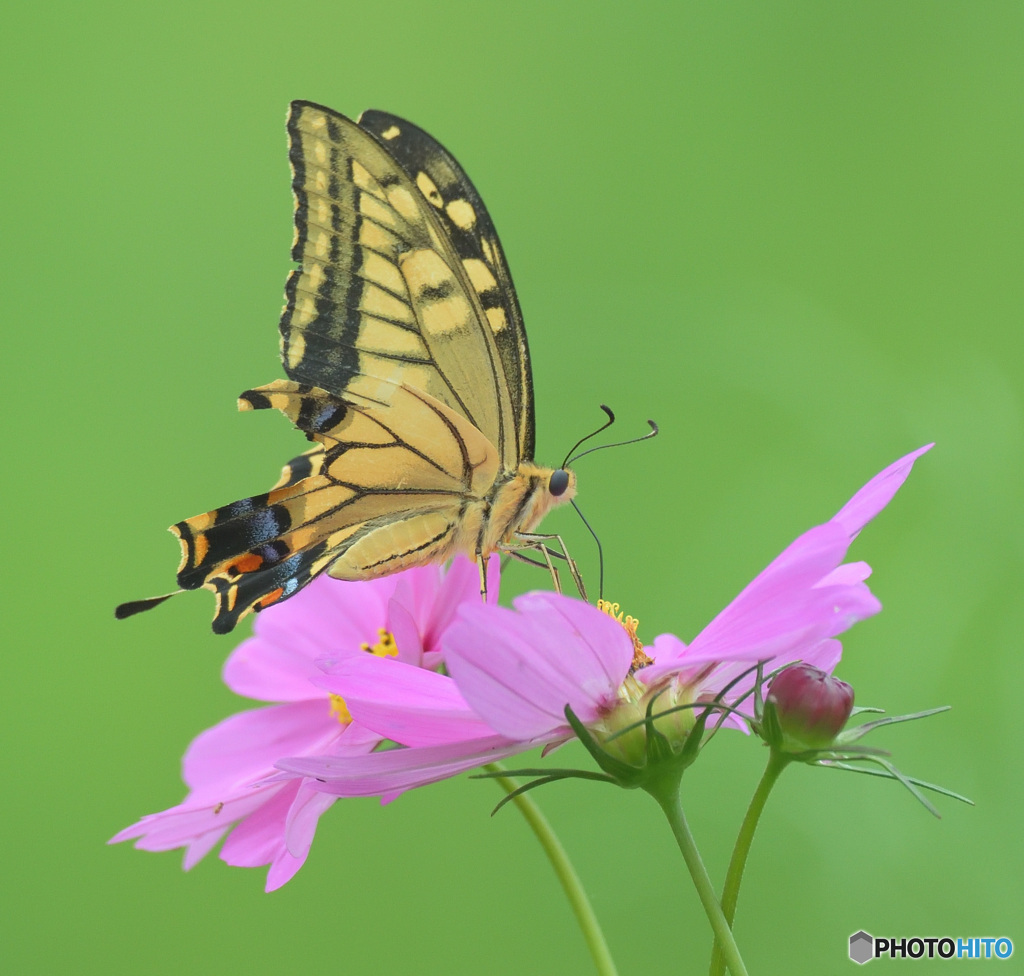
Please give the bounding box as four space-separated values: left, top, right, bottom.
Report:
111 556 495 891
279 445 932 795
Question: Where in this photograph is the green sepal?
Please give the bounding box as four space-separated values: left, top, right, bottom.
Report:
759 698 784 751
763 698 969 817
836 705 951 745
472 766 615 781
819 760 974 807
564 705 647 786
642 687 675 766
751 660 768 723
480 769 617 815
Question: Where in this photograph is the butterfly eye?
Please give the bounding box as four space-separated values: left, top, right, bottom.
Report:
548 469 570 497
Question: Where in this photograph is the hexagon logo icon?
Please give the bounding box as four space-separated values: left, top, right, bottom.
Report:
849 930 874 965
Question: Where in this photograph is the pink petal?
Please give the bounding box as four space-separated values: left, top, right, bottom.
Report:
831 444 933 538
284 786 337 860
182 828 226 870
386 599 425 667
444 594 633 740
701 638 844 702
423 554 501 647
223 575 399 701
803 637 843 675
181 700 345 798
656 446 929 683
818 561 871 586
264 852 306 893
110 785 282 850
516 593 636 693
112 699 383 890
316 655 494 746
638 447 920 689
644 633 703 684
642 523 855 682
278 735 535 797
216 785 292 867
389 562 445 623
222 634 326 703
218 781 311 891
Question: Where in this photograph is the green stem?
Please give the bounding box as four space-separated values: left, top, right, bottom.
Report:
485 763 619 976
709 750 790 976
653 784 749 976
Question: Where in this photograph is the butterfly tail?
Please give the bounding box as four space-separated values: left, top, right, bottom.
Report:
114 591 183 620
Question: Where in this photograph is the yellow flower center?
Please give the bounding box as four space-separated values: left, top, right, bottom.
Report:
592 599 696 765
597 599 653 671
328 628 399 726
328 694 353 725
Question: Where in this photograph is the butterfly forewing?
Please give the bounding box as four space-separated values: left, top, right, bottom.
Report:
281 101 518 467
358 110 535 463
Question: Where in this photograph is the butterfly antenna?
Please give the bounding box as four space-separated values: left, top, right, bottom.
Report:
115 591 184 620
567 418 659 466
571 500 605 601
561 405 616 469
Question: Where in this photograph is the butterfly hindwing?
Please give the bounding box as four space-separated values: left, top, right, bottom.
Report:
358 110 535 463
281 100 518 467
171 380 501 632
272 446 325 489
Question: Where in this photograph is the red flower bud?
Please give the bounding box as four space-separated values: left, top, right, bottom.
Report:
766 664 854 752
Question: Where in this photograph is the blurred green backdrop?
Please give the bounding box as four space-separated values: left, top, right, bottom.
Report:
4 1 1020 972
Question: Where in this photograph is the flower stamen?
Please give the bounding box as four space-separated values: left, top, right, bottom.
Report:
328 693 352 725
330 629 400 725
598 599 652 671
361 628 398 658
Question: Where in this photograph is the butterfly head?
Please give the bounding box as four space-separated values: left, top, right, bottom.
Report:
542 464 577 507
505 461 577 537
548 468 573 498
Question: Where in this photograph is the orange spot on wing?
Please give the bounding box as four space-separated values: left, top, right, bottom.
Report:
257 587 285 609
230 552 264 574
193 533 209 567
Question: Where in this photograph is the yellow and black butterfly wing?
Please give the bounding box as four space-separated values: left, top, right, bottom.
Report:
171 379 500 633
357 109 535 463
120 102 540 633
280 100 522 469
272 445 325 489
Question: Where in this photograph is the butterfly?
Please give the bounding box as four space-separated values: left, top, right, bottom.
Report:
117 101 583 634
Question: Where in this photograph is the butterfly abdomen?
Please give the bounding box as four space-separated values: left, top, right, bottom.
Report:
326 508 463 581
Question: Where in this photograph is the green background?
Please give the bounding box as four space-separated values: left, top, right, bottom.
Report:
5 2 1020 972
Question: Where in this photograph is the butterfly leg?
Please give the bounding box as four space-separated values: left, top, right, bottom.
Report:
500 550 564 592
504 544 563 595
477 552 490 602
505 532 588 603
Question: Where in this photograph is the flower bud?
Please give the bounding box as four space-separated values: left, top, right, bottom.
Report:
766 664 854 752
